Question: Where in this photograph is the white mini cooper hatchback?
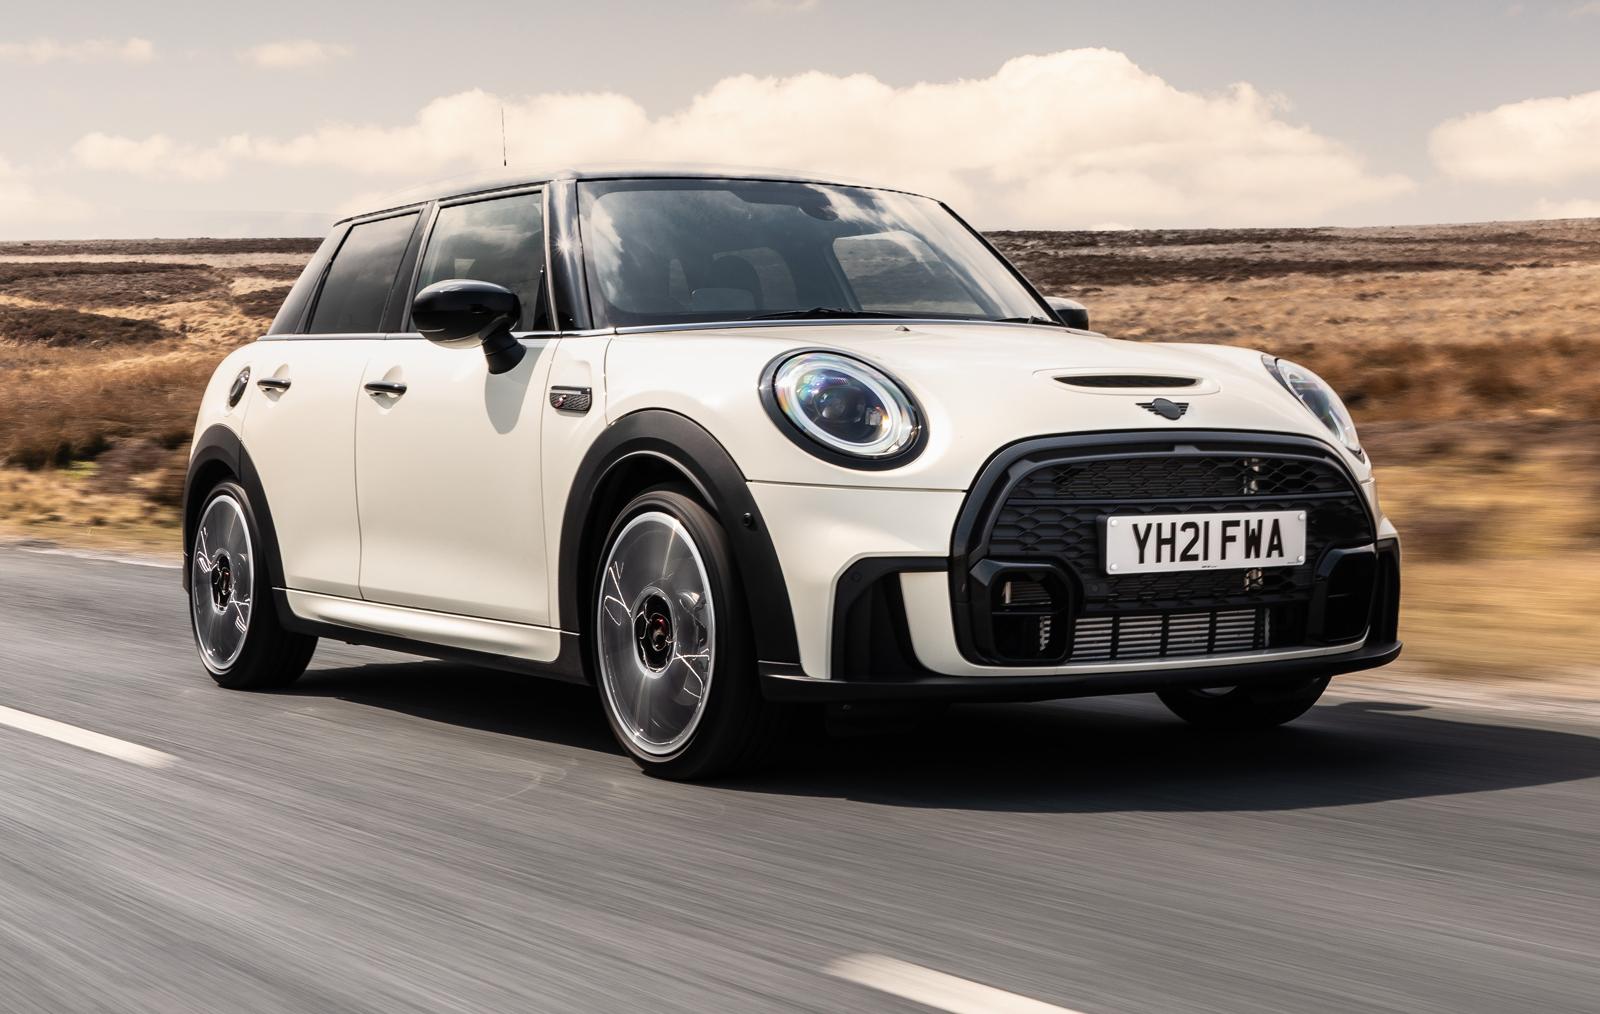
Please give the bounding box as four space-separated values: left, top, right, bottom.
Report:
185 166 1401 778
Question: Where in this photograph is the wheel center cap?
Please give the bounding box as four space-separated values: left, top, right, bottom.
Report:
210 553 233 609
634 593 674 671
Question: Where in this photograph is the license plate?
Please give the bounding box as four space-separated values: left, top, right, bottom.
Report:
1104 510 1306 575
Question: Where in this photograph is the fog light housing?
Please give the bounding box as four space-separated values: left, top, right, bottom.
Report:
967 560 1076 663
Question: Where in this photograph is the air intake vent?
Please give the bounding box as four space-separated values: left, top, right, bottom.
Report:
1070 608 1267 662
1058 374 1199 389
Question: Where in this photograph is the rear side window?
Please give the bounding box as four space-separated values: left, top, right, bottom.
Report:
307 213 418 334
415 191 549 330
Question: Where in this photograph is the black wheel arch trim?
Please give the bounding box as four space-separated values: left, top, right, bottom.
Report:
182 424 288 599
557 409 801 675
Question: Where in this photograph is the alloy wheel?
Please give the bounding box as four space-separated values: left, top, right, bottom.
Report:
596 511 717 757
190 493 255 672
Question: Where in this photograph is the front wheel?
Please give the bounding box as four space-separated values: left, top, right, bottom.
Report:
188 481 316 690
592 489 788 779
1157 677 1330 730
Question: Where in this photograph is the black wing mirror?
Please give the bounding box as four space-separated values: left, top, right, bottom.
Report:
412 279 525 375
1045 296 1090 331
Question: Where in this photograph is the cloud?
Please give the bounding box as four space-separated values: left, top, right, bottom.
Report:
0 156 92 230
68 49 1412 227
1532 197 1600 219
71 133 237 181
239 40 350 68
1431 89 1600 184
743 0 820 12
1570 2 1600 15
0 37 153 64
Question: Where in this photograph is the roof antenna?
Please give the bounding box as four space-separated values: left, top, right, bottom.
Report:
500 105 508 168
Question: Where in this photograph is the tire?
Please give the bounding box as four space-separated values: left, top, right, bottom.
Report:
591 488 789 779
1157 677 1330 731
188 480 317 690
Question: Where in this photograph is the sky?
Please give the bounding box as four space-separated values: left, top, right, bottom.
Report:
3 0 1599 238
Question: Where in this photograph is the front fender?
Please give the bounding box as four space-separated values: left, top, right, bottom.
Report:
557 409 801 671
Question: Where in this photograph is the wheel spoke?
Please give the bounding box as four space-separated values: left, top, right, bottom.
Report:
632 663 653 737
601 560 631 627
670 651 709 705
193 526 215 572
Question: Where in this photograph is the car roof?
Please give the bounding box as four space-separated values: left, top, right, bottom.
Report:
335 163 924 224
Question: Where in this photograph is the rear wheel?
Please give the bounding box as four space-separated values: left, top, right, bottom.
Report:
1157 677 1330 730
592 489 788 779
188 481 316 690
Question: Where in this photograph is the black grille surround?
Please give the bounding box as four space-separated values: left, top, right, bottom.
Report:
951 430 1378 667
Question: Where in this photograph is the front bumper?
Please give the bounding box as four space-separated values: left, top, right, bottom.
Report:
748 429 1401 703
760 533 1401 702
760 636 1401 703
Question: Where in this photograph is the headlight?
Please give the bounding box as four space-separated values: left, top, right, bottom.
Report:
765 351 922 464
1263 356 1362 455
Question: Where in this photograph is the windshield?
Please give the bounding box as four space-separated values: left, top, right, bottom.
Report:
577 178 1051 328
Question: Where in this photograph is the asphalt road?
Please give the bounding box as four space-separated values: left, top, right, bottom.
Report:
1 545 1597 1014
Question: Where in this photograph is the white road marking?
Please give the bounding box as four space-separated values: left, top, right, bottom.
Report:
0 705 177 769
827 954 1085 1014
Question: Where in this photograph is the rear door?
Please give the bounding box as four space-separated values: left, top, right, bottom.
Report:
354 188 557 624
244 210 419 597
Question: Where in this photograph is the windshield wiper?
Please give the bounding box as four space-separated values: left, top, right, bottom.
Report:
993 315 1067 327
748 307 910 321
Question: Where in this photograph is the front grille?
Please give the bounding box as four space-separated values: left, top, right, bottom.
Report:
954 434 1377 666
1009 454 1350 501
988 455 1371 615
1070 608 1267 662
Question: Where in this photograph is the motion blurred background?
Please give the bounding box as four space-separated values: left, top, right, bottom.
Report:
3 1 1599 686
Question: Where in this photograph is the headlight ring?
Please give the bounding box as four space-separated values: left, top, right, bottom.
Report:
1263 355 1362 456
760 350 926 469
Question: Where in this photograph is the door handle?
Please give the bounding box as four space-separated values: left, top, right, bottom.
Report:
364 380 408 397
256 377 292 393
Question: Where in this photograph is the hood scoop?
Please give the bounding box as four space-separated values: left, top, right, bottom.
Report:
1056 374 1199 390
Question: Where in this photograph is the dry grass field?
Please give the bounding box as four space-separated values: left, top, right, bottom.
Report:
3 222 1598 680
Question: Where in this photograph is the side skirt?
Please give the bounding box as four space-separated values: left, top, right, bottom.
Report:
277 589 588 684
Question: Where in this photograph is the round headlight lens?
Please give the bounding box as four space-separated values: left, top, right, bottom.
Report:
771 352 920 459
1264 356 1361 454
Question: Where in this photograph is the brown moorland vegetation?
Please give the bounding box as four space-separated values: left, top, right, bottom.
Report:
2 225 1598 678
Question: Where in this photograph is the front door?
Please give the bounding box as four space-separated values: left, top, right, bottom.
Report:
355 188 556 625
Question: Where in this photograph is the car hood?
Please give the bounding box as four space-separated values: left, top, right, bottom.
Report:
603 321 1366 490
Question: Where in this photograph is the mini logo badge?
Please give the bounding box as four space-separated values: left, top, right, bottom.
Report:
1137 398 1189 420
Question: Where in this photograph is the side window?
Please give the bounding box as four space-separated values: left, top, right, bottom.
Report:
833 231 985 316
416 191 549 330
306 213 418 335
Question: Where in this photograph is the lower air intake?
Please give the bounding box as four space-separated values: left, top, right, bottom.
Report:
1070 608 1267 662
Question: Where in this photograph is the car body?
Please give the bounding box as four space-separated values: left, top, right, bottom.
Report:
184 165 1401 777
